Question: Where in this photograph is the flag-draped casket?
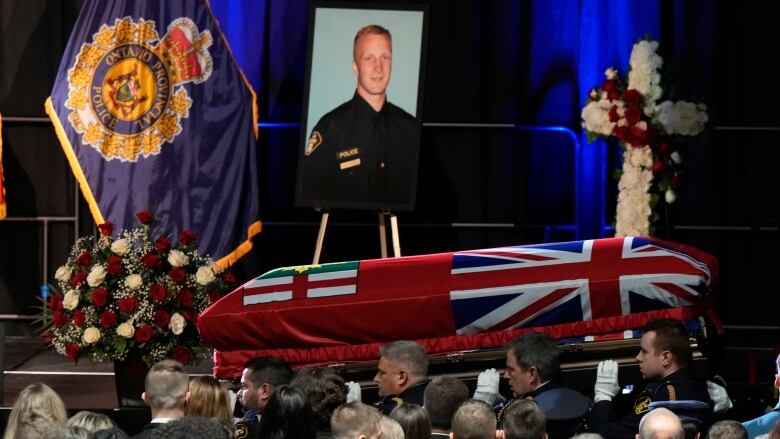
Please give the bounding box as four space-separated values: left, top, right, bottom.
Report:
198 237 720 378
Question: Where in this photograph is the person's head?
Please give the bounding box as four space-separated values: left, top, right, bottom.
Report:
375 340 429 397
504 332 560 396
239 356 293 412
637 408 685 439
423 376 470 432
185 376 233 427
142 360 189 416
390 403 432 439
636 319 691 380
502 400 547 439
380 416 405 439
258 384 316 439
8 411 65 439
4 382 68 439
352 24 392 99
331 401 382 439
450 399 497 439
150 416 233 439
290 366 347 430
705 421 747 439
67 410 115 433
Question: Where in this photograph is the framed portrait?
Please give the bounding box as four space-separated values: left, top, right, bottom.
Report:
294 3 428 211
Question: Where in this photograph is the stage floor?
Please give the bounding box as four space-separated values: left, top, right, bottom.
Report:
2 336 212 408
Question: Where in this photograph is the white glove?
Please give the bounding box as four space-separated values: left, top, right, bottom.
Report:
346 381 362 403
473 368 501 405
594 360 620 402
707 380 733 413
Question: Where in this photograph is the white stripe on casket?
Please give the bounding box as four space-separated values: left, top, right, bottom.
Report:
308 269 357 282
243 291 292 305
307 285 356 298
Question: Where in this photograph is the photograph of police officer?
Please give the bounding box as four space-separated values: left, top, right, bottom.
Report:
296 14 424 211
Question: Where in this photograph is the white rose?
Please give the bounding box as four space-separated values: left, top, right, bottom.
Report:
110 238 130 256
83 327 101 344
195 266 216 285
665 189 677 204
116 322 135 338
169 313 186 335
87 265 107 287
55 266 72 283
124 274 143 290
62 289 79 310
167 250 189 267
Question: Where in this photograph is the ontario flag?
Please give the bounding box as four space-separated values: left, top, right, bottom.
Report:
45 0 261 268
198 237 720 376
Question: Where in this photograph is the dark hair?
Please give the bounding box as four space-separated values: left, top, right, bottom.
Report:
505 332 560 382
390 404 432 439
423 376 470 430
290 366 347 430
451 399 497 439
706 421 747 439
93 427 130 439
258 385 316 439
150 416 232 439
244 356 293 387
642 319 692 367
502 400 547 439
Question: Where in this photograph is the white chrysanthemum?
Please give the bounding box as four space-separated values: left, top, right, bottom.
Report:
605 67 618 80
654 100 708 136
615 146 653 237
581 100 616 136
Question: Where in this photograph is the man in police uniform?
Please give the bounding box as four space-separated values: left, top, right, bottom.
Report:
234 356 292 439
588 319 713 439
373 340 429 415
486 332 590 437
299 24 419 208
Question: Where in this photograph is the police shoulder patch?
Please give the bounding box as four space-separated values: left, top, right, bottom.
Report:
305 131 322 156
234 423 248 439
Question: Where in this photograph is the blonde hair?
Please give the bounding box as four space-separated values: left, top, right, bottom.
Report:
185 376 233 427
67 410 115 433
4 382 68 439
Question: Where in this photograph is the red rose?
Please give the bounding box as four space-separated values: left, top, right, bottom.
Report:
179 230 197 245
655 141 670 156
168 267 186 284
66 343 81 361
136 210 154 225
149 284 167 302
652 161 667 176
118 296 139 313
624 106 642 125
141 253 160 269
135 325 154 344
628 126 649 147
72 309 86 327
153 310 171 327
223 271 236 284
208 291 221 303
42 330 54 347
614 126 629 143
99 310 117 328
172 346 192 365
98 222 114 236
183 308 198 324
608 105 619 123
602 79 616 92
53 310 67 328
91 287 108 307
177 288 193 306
71 271 87 286
155 236 171 254
49 294 63 311
75 250 92 267
107 255 122 274
671 174 681 189
623 89 641 106
607 89 621 101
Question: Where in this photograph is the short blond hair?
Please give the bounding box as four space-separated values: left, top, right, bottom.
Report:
353 24 392 60
186 376 233 427
4 382 68 439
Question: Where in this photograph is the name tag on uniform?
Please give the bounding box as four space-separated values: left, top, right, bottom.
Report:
340 158 361 170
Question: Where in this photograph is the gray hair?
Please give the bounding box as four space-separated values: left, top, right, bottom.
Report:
706 421 747 439
380 416 405 439
639 408 685 439
451 399 497 439
505 332 560 382
67 411 115 433
144 360 189 410
379 340 429 378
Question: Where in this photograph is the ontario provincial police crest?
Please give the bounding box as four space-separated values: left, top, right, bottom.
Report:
65 17 213 162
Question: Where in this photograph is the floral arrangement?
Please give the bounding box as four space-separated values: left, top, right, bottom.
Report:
43 211 234 365
581 39 708 236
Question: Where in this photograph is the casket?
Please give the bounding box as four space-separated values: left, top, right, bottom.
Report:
198 236 722 383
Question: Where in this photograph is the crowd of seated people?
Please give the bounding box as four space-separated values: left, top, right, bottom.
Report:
3 319 779 439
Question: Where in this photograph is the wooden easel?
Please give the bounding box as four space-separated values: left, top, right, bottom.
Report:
312 210 401 264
